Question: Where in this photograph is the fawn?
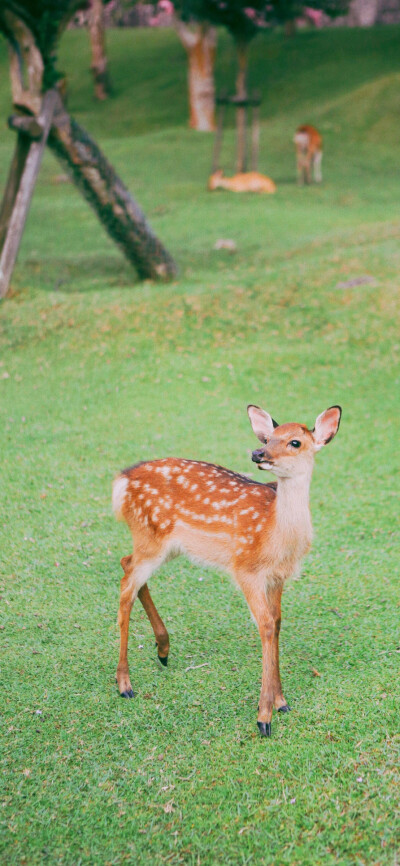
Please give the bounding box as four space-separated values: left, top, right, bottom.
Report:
294 124 323 184
208 170 276 194
112 404 341 737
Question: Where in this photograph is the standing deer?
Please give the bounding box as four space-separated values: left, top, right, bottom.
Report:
112 404 341 737
294 124 323 184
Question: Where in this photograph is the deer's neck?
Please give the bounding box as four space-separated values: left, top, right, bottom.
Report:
273 471 313 550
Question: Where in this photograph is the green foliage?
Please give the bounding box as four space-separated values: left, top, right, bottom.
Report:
271 0 349 23
0 24 399 866
181 0 262 42
0 1 86 85
179 0 349 37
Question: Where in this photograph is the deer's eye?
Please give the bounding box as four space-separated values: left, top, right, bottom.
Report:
289 440 301 449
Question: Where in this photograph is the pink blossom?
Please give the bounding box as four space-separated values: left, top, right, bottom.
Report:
304 7 324 27
159 0 174 12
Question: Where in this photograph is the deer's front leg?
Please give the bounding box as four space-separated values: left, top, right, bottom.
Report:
267 585 290 715
243 583 288 737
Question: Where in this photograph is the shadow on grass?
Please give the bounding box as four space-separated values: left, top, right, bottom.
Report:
18 254 138 293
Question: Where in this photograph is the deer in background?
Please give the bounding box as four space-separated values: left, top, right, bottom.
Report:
112 404 341 737
208 170 276 194
294 124 323 184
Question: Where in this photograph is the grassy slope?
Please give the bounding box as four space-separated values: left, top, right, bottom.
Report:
0 25 399 866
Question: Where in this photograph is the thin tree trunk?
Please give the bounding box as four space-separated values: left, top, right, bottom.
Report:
48 96 176 280
284 19 297 37
88 0 111 100
235 40 248 172
176 21 216 132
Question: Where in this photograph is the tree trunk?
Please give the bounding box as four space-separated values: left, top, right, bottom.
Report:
48 96 176 280
348 0 379 26
176 21 216 132
0 10 176 294
235 40 248 173
88 0 111 100
284 19 297 37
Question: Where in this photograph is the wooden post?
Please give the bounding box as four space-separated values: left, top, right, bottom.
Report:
236 102 247 173
212 94 227 172
0 90 57 299
251 91 260 172
0 133 30 254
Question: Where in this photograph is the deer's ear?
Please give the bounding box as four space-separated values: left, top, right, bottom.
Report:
247 405 279 443
313 406 342 450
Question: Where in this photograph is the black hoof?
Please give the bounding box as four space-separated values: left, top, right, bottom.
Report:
158 655 168 667
257 721 272 738
278 704 291 713
120 688 134 698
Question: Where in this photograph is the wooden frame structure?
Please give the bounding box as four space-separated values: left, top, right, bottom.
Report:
212 90 262 174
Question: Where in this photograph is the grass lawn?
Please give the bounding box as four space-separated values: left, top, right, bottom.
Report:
0 24 399 866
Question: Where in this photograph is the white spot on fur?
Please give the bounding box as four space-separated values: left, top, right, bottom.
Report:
156 465 171 478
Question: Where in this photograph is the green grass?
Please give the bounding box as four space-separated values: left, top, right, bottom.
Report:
0 24 399 866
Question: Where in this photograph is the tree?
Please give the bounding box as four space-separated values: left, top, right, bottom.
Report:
150 0 217 132
88 0 112 100
0 1 176 299
168 0 350 133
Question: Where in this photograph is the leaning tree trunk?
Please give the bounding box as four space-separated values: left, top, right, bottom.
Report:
88 0 111 99
175 21 216 132
48 97 176 279
0 8 176 297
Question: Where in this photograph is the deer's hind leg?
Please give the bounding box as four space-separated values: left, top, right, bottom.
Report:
138 583 170 666
313 149 322 183
117 554 158 697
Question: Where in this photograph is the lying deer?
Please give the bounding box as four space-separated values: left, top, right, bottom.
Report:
294 124 323 184
208 170 276 194
112 404 341 737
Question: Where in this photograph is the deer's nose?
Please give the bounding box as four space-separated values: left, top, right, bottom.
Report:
252 448 267 464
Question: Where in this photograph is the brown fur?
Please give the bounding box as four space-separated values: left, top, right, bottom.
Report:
208 170 276 194
294 124 323 184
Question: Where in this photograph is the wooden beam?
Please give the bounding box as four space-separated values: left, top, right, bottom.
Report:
8 114 44 140
0 133 30 253
212 98 226 173
0 89 58 299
